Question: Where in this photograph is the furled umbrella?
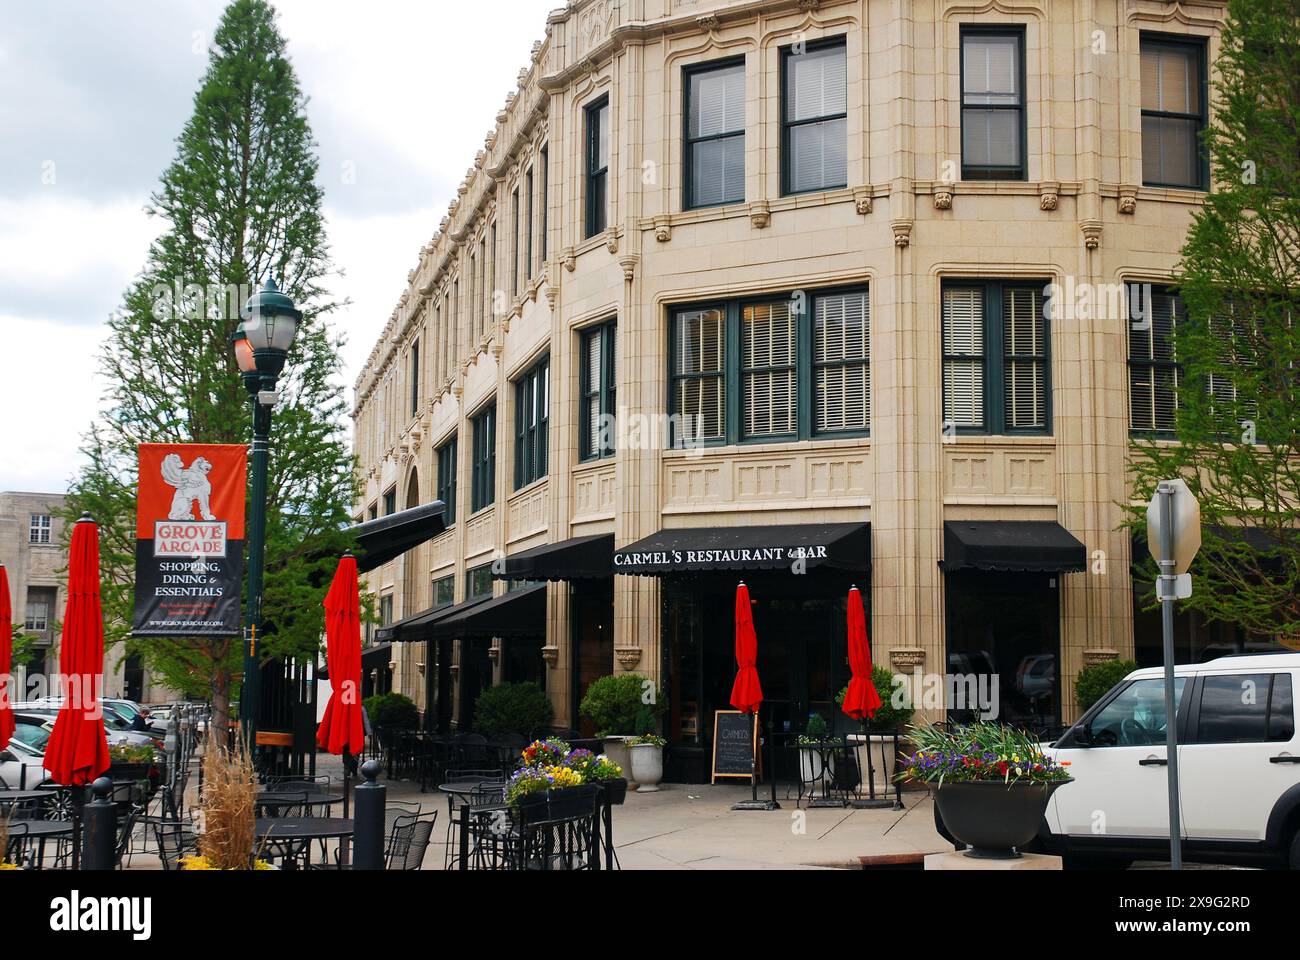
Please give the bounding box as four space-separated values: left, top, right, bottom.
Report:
44 515 111 787
729 581 763 715
316 553 365 849
0 564 14 750
840 585 881 721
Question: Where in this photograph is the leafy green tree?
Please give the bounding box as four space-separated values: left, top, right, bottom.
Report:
62 0 356 739
1128 0 1300 644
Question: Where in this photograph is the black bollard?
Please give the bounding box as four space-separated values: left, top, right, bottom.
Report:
352 760 386 870
82 777 117 870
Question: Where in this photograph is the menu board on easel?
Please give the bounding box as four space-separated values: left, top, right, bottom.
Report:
711 710 760 783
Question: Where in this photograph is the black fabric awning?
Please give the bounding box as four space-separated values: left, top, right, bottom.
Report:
942 521 1086 573
374 594 491 644
491 534 614 581
435 583 548 638
360 642 393 668
347 502 447 573
613 522 870 576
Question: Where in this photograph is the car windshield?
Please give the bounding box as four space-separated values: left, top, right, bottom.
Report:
12 722 53 752
109 701 142 720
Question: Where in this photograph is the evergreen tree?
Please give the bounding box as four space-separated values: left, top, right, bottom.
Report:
64 0 357 737
1128 0 1300 643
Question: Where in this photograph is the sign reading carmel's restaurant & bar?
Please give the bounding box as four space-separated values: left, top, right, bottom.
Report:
132 443 247 637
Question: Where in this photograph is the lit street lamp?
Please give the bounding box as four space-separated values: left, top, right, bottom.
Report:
232 278 302 750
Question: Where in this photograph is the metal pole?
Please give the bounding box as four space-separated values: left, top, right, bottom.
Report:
353 759 386 870
241 388 273 755
1158 482 1184 870
81 777 116 871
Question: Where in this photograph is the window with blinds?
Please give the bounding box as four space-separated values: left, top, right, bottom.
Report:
409 339 420 416
514 357 549 490
1140 37 1206 189
670 286 871 445
1003 287 1047 429
686 59 746 208
580 321 617 460
743 301 797 437
673 307 726 444
943 281 1050 434
1128 285 1181 434
586 97 610 238
782 39 848 194
961 30 1025 180
814 291 870 432
943 288 986 429
436 436 457 525
471 402 496 513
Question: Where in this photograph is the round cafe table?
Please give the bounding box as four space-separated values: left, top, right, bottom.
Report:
254 817 353 870
255 791 345 813
0 789 50 807
3 819 74 869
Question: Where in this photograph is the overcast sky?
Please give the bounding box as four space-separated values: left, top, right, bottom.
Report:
0 0 556 493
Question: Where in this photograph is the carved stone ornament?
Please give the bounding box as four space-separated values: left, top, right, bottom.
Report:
1080 219 1103 250
488 645 501 664
1083 648 1120 667
1039 181 1060 211
541 645 561 667
1118 185 1138 215
696 14 720 31
614 646 642 669
892 220 913 247
653 214 672 242
749 199 771 229
562 246 577 272
933 188 953 210
619 254 639 281
853 186 873 215
604 227 619 254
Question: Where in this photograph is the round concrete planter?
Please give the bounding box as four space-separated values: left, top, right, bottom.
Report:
797 746 833 787
931 779 1071 859
628 743 664 791
602 736 632 786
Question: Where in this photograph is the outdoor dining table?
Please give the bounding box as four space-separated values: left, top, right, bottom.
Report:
439 780 506 871
254 817 354 869
0 789 50 809
255 791 345 815
788 739 860 808
3 819 73 869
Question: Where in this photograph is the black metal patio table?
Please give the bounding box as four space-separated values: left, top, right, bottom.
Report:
255 792 345 814
255 817 353 869
4 819 74 869
788 739 859 808
0 789 50 809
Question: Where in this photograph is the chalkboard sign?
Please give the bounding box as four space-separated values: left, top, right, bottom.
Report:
711 711 759 783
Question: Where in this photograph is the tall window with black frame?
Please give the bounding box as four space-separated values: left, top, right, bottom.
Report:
586 96 610 237
514 357 549 489
471 402 497 513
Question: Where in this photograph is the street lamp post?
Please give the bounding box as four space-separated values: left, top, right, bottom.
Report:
232 278 302 752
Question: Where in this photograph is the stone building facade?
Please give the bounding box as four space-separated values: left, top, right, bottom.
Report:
351 0 1229 773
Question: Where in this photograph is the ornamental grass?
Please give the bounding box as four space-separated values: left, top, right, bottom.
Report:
196 740 259 870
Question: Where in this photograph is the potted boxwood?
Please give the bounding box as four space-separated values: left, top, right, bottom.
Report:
837 666 915 796
900 721 1073 859
472 681 554 741
578 674 663 787
625 734 665 791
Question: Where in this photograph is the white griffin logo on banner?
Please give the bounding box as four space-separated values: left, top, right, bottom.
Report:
160 453 216 521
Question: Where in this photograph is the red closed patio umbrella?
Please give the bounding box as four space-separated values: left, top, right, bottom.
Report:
840 585 882 721
316 554 365 757
0 564 14 750
44 515 111 787
729 581 763 714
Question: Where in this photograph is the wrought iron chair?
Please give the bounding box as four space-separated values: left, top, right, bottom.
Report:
509 785 601 871
149 816 199 870
386 811 438 870
442 773 505 870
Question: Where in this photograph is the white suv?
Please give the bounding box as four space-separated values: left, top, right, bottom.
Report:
1037 652 1300 868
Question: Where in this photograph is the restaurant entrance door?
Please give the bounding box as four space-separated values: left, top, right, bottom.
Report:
571 581 615 737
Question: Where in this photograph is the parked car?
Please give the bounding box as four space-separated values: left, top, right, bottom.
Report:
11 702 157 748
0 735 51 789
934 652 1300 869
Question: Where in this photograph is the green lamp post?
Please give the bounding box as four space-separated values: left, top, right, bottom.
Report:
232 278 302 751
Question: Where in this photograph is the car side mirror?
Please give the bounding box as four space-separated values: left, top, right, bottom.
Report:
1071 724 1092 746
0 750 13 762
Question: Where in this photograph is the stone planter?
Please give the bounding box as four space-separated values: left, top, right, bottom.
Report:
602 736 632 787
628 744 664 791
931 779 1072 859
797 745 833 787
848 733 898 797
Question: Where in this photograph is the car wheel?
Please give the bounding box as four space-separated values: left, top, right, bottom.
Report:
1289 828 1300 870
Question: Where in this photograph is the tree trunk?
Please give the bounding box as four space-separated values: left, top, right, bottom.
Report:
210 662 232 755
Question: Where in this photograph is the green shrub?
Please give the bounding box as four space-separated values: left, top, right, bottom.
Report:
473 682 554 740
363 691 419 731
1075 659 1138 713
578 674 663 737
836 665 916 732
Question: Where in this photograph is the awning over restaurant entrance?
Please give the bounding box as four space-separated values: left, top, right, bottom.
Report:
491 533 614 581
436 583 548 637
360 642 393 668
941 521 1086 573
347 502 447 573
374 594 491 644
613 522 870 576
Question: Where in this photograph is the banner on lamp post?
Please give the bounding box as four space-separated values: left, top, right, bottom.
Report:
132 443 247 638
